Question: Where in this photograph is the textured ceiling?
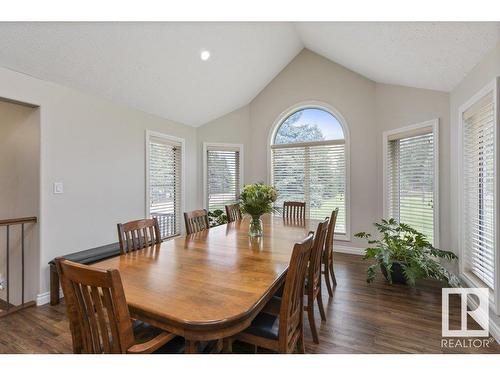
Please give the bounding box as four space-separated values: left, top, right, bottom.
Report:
0 22 499 126
296 22 500 92
0 22 302 126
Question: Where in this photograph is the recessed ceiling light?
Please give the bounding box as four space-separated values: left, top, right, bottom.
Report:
200 50 211 61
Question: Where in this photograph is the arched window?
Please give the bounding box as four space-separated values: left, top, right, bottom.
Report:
271 106 349 237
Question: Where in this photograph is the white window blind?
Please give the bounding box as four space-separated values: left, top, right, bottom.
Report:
271 141 346 233
206 146 241 212
462 91 496 289
148 136 182 238
386 130 435 244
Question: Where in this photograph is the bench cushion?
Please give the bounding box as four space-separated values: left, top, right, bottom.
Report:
49 242 121 266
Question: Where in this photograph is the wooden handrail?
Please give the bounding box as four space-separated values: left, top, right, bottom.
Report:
0 216 37 226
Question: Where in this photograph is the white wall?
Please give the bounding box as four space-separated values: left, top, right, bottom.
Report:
196 105 251 205
0 100 40 305
197 49 451 249
0 66 199 299
375 83 450 248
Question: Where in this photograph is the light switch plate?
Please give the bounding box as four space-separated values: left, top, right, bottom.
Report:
53 182 64 194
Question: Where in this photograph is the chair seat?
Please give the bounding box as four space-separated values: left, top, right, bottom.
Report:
244 312 279 341
133 321 185 354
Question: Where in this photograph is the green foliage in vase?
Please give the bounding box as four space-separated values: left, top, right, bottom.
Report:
355 218 459 287
239 183 278 217
208 209 228 227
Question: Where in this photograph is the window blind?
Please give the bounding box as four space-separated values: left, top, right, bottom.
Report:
462 91 495 289
386 131 435 243
271 141 346 233
148 136 182 238
206 147 240 212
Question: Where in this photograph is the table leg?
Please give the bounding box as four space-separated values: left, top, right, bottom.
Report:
185 340 199 354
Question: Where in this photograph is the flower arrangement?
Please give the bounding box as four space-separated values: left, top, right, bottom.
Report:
239 183 278 216
239 183 278 237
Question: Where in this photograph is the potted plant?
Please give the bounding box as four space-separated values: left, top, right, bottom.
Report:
354 218 460 287
239 183 278 237
208 209 228 227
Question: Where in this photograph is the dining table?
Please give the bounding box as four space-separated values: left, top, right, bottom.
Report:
92 214 320 353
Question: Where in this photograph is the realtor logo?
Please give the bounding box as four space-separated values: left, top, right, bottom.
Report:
442 288 489 337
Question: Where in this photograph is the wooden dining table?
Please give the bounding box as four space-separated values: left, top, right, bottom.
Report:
93 214 319 352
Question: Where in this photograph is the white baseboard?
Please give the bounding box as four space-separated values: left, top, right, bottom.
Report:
36 289 63 306
334 245 365 256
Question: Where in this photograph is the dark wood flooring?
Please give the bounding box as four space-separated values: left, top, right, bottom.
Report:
0 253 498 354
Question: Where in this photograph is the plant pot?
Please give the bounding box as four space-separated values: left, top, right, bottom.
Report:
380 262 407 284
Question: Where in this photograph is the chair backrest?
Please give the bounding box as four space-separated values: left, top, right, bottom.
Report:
117 218 162 255
324 208 339 262
278 232 314 353
307 218 329 297
55 258 135 354
184 209 210 234
225 204 242 223
283 201 306 221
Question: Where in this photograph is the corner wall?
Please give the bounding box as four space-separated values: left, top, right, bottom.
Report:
449 41 500 339
0 100 40 305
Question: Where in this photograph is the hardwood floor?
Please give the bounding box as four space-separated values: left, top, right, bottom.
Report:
0 253 498 354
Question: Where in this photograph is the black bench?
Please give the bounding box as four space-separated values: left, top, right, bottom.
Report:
48 242 121 305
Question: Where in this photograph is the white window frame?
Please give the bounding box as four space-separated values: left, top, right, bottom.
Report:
267 100 351 241
382 119 440 247
145 130 186 235
203 142 244 211
458 78 500 314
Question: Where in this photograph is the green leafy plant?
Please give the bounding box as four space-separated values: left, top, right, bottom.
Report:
239 183 278 217
355 218 459 287
208 209 228 227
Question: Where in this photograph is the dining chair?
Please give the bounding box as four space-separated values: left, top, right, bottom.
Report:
225 203 242 223
117 218 162 255
227 232 314 354
304 218 329 344
283 201 306 221
184 209 210 234
55 258 184 354
322 208 339 297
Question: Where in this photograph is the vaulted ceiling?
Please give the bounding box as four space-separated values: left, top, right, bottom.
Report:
0 22 499 126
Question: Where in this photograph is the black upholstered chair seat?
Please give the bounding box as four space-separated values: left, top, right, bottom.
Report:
243 312 279 341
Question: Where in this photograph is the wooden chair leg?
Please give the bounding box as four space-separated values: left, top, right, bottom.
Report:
209 339 223 353
297 330 305 353
317 290 327 321
306 305 319 344
329 263 337 285
323 266 333 297
223 338 233 353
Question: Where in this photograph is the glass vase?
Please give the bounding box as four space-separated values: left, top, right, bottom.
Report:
249 215 263 237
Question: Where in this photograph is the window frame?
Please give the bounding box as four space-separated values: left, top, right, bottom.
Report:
382 119 440 247
267 101 351 241
145 130 186 236
203 142 244 211
458 78 500 315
